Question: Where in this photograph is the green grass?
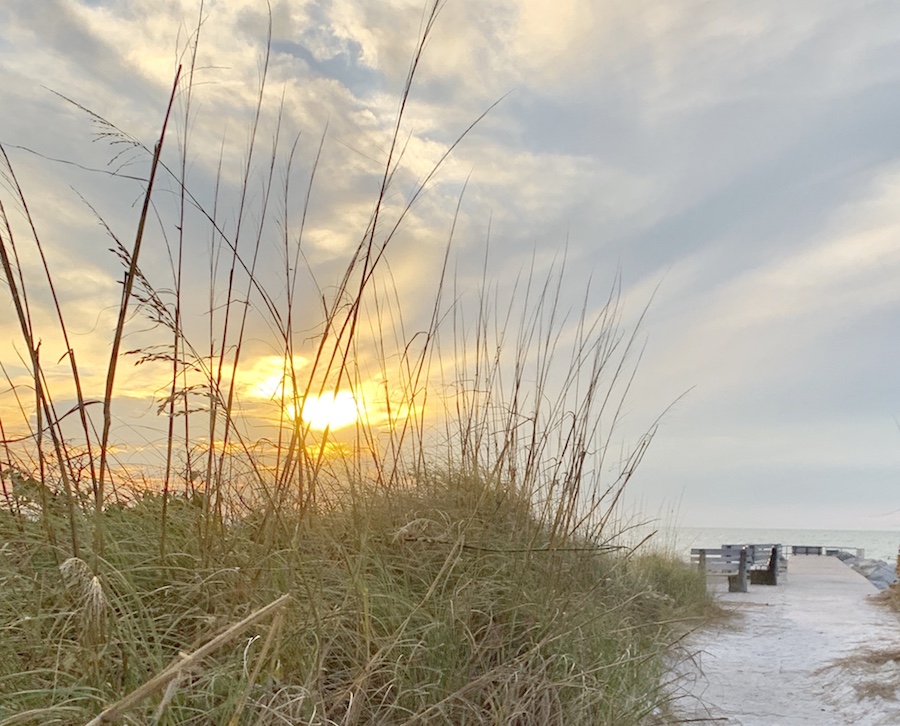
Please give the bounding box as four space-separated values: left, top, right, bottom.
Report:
0 3 715 723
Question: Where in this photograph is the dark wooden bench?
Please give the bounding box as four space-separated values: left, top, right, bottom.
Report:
749 544 785 585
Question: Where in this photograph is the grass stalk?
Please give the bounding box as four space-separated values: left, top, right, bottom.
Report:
95 66 182 563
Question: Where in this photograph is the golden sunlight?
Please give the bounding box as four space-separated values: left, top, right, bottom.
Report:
291 391 360 431
244 355 309 400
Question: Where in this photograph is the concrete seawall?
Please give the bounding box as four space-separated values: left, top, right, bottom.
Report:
673 555 900 725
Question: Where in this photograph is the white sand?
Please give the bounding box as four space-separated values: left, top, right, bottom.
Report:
671 555 900 725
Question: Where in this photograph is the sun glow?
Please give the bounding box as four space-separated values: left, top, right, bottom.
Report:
244 355 309 400
290 391 360 431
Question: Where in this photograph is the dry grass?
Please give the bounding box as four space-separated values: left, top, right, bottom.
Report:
0 3 714 724
0 477 713 725
853 680 899 702
873 584 900 613
816 644 900 707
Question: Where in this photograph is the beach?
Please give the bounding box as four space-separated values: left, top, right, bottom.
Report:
672 555 900 724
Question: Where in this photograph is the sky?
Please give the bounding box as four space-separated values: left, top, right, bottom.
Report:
2 0 900 530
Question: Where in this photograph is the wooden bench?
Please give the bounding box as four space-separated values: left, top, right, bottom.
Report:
691 547 750 592
692 544 787 592
723 543 786 586
749 544 785 585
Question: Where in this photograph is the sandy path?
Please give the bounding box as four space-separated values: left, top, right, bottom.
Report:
671 555 900 725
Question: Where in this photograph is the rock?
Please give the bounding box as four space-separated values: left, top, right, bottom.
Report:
853 559 880 578
844 557 898 590
868 565 898 591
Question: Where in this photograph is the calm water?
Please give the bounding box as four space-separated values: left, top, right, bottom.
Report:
669 526 900 563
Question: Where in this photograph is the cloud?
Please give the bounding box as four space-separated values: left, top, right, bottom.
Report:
3 1 900 526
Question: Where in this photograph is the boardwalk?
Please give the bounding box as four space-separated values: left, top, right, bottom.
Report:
672 555 900 725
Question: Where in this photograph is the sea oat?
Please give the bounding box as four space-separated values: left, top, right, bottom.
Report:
60 557 108 640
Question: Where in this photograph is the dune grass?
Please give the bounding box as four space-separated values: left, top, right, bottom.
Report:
0 3 714 724
0 475 713 725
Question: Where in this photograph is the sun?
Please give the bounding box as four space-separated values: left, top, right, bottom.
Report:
290 391 360 431
241 357 368 431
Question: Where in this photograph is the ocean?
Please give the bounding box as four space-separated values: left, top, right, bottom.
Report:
667 526 900 564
